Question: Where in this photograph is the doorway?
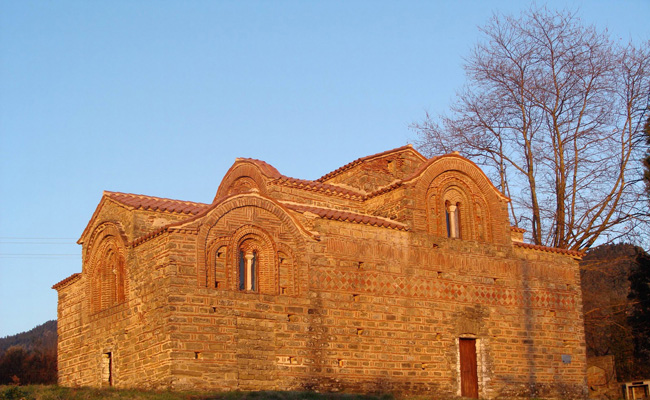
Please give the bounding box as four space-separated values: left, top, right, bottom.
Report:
101 352 112 386
459 338 478 398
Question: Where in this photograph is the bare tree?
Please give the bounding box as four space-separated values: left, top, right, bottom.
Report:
413 6 650 250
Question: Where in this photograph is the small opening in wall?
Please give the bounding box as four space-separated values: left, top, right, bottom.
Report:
387 160 396 174
101 352 113 386
435 333 442 340
549 309 556 317
357 328 364 336
357 261 364 270
492 278 498 284
352 294 360 302
289 356 297 365
338 359 344 367
437 272 443 279
421 363 428 370
281 287 287 295
194 352 201 359
288 314 297 322
212 307 217 313
215 281 221 289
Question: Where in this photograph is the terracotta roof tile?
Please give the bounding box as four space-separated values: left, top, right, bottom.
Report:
235 158 282 179
366 180 404 198
513 242 583 258
283 203 409 231
104 191 209 215
317 145 426 182
52 273 81 290
510 226 526 233
273 177 367 200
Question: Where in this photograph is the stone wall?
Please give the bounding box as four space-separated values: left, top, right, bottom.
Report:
55 148 588 398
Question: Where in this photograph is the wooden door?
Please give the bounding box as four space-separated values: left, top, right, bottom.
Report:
459 338 479 398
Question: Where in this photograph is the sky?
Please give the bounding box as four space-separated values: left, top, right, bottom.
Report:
0 0 648 338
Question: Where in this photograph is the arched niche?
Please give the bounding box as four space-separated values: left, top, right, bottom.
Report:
85 223 128 314
214 160 278 202
197 194 313 295
415 155 509 244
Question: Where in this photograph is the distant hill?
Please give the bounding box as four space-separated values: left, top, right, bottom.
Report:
0 320 57 356
0 320 57 384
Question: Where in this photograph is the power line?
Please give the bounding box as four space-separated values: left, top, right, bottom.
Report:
0 253 79 257
0 242 78 245
0 237 76 240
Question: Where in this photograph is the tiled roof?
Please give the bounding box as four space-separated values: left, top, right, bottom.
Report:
52 273 81 290
366 180 404 198
317 145 426 182
105 191 209 215
234 158 282 179
510 226 526 233
273 177 367 200
283 203 409 231
513 242 583 258
403 154 510 201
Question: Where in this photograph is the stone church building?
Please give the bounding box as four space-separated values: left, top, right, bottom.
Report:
53 145 587 398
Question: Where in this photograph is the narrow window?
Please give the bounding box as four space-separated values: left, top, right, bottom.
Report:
446 203 460 238
239 249 257 291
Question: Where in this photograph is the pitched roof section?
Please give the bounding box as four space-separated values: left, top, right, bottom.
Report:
513 242 584 258
403 153 510 201
283 202 409 231
234 158 282 179
273 177 367 200
317 144 426 183
52 273 81 290
104 191 209 215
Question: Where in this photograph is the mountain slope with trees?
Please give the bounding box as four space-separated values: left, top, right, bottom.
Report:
0 320 57 385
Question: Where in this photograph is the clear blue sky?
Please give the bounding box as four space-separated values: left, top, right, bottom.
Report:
1 1 648 338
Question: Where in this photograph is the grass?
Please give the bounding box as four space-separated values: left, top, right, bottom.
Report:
0 386 395 400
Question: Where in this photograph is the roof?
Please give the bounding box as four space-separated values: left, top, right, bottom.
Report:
233 158 282 179
52 273 81 290
104 191 209 215
317 144 426 182
78 191 210 244
273 177 367 200
403 153 510 202
513 242 584 258
283 202 409 231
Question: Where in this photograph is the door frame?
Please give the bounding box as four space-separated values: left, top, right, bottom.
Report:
456 335 481 398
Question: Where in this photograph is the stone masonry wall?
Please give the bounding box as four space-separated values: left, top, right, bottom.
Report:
135 213 586 398
57 206 178 388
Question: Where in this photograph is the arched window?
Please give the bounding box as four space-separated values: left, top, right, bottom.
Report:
238 248 257 291
446 201 461 239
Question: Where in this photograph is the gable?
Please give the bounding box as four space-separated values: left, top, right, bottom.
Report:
78 191 209 246
317 145 427 192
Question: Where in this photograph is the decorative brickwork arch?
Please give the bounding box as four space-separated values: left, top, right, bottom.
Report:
412 155 510 244
231 225 277 293
85 223 128 314
196 194 313 292
214 160 280 201
427 175 486 241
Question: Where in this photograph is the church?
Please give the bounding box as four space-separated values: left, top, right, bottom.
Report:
53 145 587 398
